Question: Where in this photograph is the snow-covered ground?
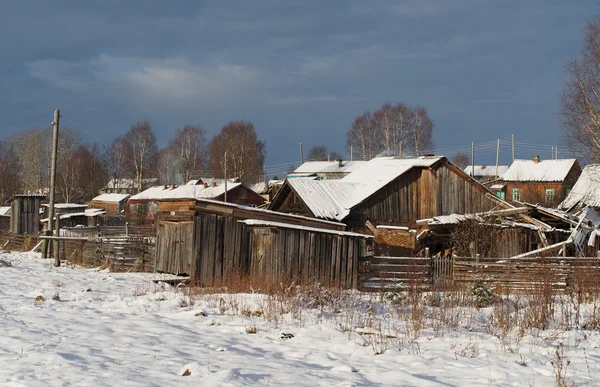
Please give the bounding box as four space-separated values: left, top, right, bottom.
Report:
2 251 600 386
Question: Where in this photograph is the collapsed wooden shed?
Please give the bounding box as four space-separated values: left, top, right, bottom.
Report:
155 199 372 288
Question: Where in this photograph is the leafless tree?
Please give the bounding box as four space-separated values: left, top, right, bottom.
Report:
345 111 383 160
11 128 48 193
451 152 470 170
124 121 158 192
156 147 183 185
373 103 411 156
170 125 206 182
0 142 21 203
54 129 82 203
208 120 266 184
561 15 600 163
104 135 130 191
307 145 328 161
407 106 434 156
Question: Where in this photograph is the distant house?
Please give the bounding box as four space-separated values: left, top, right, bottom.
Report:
10 194 46 235
89 193 130 215
559 164 600 212
128 182 266 222
0 206 10 231
269 156 499 230
289 160 367 180
100 178 158 195
501 156 581 207
464 165 509 183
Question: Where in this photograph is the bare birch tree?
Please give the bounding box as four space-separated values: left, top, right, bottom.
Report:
171 125 206 182
561 15 600 163
345 111 383 160
104 135 130 191
0 142 21 203
11 128 48 193
307 145 328 161
407 106 434 156
124 121 158 192
208 120 266 184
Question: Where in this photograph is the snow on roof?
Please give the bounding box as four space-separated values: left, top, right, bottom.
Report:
0 206 11 216
559 164 600 210
92 193 130 203
186 178 235 186
105 178 157 189
42 203 88 209
502 159 578 182
464 165 509 177
250 182 269 194
41 209 106 222
240 219 373 238
294 160 367 174
490 184 506 190
131 183 242 201
287 156 444 221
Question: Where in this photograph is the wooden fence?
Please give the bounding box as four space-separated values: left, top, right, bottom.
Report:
60 225 156 240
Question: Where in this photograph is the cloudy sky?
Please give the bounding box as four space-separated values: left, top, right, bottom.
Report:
1 1 597 172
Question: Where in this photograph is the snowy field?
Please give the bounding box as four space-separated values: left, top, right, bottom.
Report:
2 251 600 386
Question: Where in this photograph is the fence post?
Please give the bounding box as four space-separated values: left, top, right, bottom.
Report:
126 222 129 237
425 247 430 258
54 213 61 267
597 250 600 259
563 243 567 258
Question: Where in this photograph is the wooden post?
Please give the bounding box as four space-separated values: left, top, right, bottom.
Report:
125 222 129 237
299 143 304 164
425 247 430 258
471 142 475 177
54 212 61 266
224 151 227 203
596 250 600 259
511 134 515 162
45 109 60 263
495 139 500 178
563 243 567 258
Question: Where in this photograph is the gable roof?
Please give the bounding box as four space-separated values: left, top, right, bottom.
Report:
92 193 130 203
131 183 242 201
464 165 509 177
294 160 367 174
502 159 578 182
559 164 600 210
281 156 445 221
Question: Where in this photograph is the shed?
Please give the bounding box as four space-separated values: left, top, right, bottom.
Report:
154 198 371 287
502 157 581 207
10 194 45 235
89 193 130 215
559 164 600 212
269 156 500 230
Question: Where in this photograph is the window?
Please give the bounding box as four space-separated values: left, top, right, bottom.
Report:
495 191 505 200
545 188 555 203
293 194 299 204
512 188 521 202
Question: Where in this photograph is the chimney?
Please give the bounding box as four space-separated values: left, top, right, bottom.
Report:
337 159 343 168
203 182 209 188
481 164 486 169
171 183 176 189
212 182 217 187
533 155 540 164
163 184 168 190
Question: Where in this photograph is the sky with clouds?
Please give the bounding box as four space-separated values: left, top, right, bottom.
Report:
1 0 597 171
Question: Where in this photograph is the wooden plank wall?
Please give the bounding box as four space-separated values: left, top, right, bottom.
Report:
247 226 365 288
358 256 433 292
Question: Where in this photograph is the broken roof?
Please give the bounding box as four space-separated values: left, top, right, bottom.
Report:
294 160 366 174
559 164 600 210
131 183 242 201
502 159 578 182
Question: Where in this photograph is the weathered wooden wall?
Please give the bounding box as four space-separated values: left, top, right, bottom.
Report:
88 201 123 215
10 197 41 235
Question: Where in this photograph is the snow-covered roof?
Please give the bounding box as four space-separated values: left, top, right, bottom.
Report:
91 193 130 203
41 208 106 222
464 165 509 177
240 219 373 238
560 164 600 210
294 160 367 174
502 159 578 182
42 203 88 209
490 184 506 190
0 206 11 216
286 156 444 221
250 182 269 195
186 178 236 186
131 183 242 201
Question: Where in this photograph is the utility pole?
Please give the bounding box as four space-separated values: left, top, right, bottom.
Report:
471 142 475 177
299 143 304 164
350 145 353 161
495 139 500 178
556 147 559 159
511 134 515 162
400 141 403 158
46 109 60 266
224 151 227 203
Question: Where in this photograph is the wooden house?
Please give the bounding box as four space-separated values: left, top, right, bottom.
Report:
128 182 266 222
502 156 581 207
10 194 45 234
89 193 130 215
289 160 367 180
268 156 500 231
559 164 600 212
464 164 509 184
154 198 371 287
41 204 106 228
100 178 158 195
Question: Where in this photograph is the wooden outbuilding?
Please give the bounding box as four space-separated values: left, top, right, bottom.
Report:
269 156 500 231
10 194 45 235
89 193 130 215
154 199 372 287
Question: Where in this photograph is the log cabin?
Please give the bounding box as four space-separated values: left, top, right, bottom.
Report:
268 156 500 231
